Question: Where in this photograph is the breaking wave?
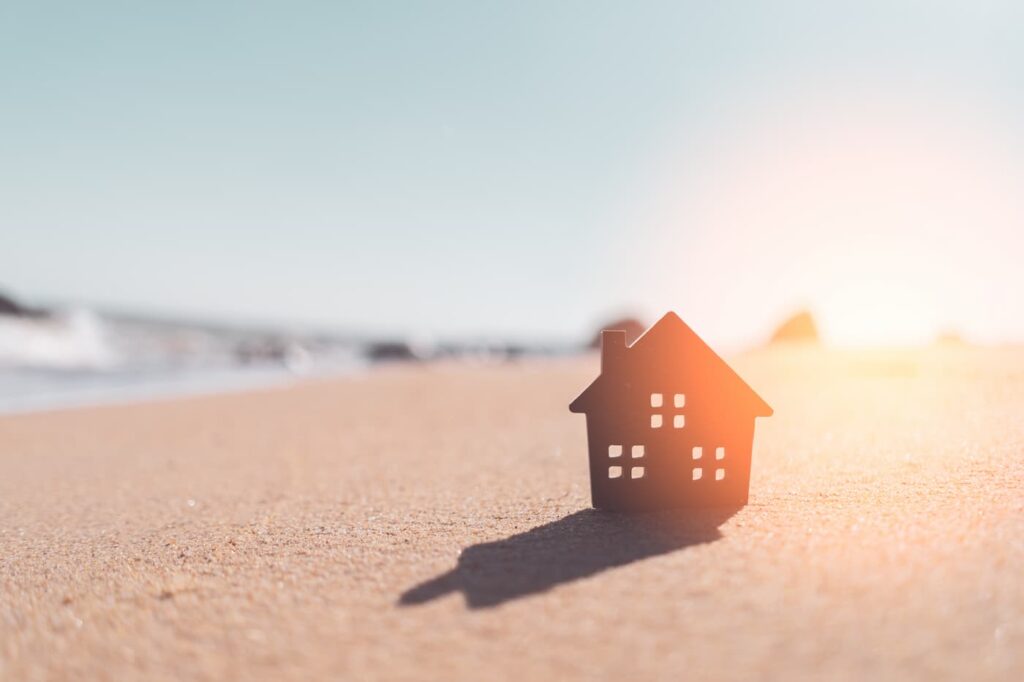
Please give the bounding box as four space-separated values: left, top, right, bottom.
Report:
0 308 115 370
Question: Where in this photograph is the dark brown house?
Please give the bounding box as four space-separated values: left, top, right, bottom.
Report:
570 312 772 511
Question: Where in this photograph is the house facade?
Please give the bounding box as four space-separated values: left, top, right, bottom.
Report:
569 312 773 511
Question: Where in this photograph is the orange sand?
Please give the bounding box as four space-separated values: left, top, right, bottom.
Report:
1 349 1022 681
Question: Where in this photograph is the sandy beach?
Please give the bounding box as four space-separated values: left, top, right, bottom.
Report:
1 348 1022 681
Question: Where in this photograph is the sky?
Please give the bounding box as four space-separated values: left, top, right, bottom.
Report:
2 1 1023 346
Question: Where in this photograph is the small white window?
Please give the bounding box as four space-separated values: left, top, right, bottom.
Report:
716 447 725 460
715 468 725 481
650 393 663 408
651 414 662 428
692 446 703 460
608 445 623 458
692 467 703 480
609 466 623 479
674 393 685 408
631 445 645 458
673 415 685 429
631 466 645 479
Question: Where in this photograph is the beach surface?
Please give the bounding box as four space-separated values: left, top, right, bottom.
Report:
1 349 1022 681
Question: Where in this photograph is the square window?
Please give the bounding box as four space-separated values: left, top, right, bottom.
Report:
716 447 725 460
673 415 685 429
651 414 662 428
715 468 725 481
692 446 703 460
650 393 663 408
631 445 645 458
608 445 623 458
609 466 622 479
631 466 645 479
692 467 703 480
674 393 685 408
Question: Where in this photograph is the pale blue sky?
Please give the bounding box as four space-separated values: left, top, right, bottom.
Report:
3 2 1022 344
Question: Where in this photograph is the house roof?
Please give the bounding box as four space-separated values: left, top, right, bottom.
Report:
569 312 773 417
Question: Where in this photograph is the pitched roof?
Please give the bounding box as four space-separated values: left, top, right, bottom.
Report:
569 312 773 417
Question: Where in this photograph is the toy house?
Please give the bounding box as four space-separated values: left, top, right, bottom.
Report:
570 312 772 511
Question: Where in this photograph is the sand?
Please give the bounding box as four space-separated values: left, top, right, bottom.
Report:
1 348 1022 681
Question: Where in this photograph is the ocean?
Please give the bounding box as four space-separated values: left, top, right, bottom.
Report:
0 307 574 414
0 308 365 414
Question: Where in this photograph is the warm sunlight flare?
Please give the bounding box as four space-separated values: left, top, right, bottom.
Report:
818 279 940 347
636 93 1023 347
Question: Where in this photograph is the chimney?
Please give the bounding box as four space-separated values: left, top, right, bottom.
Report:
601 330 626 374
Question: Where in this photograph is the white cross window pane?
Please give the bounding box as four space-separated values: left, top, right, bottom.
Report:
673 415 685 428
650 393 663 408
651 414 662 428
674 393 685 408
692 447 702 460
608 445 622 458
631 445 645 458
631 466 645 479
716 447 725 460
692 467 702 480
609 466 623 479
716 468 725 481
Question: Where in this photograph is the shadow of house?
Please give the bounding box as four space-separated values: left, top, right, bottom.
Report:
399 507 738 609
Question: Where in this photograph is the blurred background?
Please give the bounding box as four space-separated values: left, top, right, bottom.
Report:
2 1 1022 411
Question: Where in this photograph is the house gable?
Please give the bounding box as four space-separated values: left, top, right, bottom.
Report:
569 312 772 418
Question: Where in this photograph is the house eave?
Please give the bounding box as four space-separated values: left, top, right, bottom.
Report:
568 379 601 413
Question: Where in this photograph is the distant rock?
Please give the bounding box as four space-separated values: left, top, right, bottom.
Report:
365 340 421 362
588 317 646 349
768 310 820 344
0 291 48 318
935 330 968 347
235 337 312 371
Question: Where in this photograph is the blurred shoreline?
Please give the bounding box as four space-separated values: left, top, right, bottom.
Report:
0 303 578 415
2 297 1015 416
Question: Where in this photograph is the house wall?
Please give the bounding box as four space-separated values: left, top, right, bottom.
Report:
584 385 757 511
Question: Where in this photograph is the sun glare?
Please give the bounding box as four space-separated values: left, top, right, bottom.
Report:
632 92 1023 348
818 279 939 347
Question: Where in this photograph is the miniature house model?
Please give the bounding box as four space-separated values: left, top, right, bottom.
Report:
570 312 772 511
